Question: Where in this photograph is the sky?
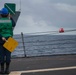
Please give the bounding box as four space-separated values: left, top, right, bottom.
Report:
0 0 76 35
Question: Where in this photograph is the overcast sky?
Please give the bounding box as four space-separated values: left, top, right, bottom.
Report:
0 0 76 35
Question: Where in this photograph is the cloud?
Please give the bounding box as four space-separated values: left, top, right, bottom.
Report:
0 0 76 35
27 0 48 4
53 3 76 13
14 1 76 34
14 15 58 34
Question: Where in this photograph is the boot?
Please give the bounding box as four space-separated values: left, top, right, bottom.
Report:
0 63 4 74
5 63 10 74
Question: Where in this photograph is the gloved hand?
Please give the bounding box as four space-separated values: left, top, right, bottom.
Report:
2 37 7 42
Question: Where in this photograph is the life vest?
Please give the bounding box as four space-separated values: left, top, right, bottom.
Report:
0 18 13 37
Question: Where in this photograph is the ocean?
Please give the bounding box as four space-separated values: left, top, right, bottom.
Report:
11 34 76 57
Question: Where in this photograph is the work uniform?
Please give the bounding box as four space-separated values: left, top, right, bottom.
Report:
0 18 13 64
0 7 16 74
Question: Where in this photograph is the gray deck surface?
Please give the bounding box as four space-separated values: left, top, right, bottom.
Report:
8 55 76 75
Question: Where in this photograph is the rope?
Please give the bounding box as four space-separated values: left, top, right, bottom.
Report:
19 0 21 12
64 29 76 33
23 29 76 35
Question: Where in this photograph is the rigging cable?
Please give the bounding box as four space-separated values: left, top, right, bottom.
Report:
24 28 76 35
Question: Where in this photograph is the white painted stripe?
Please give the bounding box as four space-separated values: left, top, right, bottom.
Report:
9 66 76 75
0 20 11 23
9 72 21 75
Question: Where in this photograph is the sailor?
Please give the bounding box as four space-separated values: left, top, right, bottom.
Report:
0 7 15 74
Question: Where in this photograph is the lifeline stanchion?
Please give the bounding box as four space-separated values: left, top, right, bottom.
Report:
21 32 26 57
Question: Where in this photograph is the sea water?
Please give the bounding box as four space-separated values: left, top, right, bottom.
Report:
11 35 76 57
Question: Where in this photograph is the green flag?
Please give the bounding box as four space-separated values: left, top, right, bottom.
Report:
4 3 16 15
